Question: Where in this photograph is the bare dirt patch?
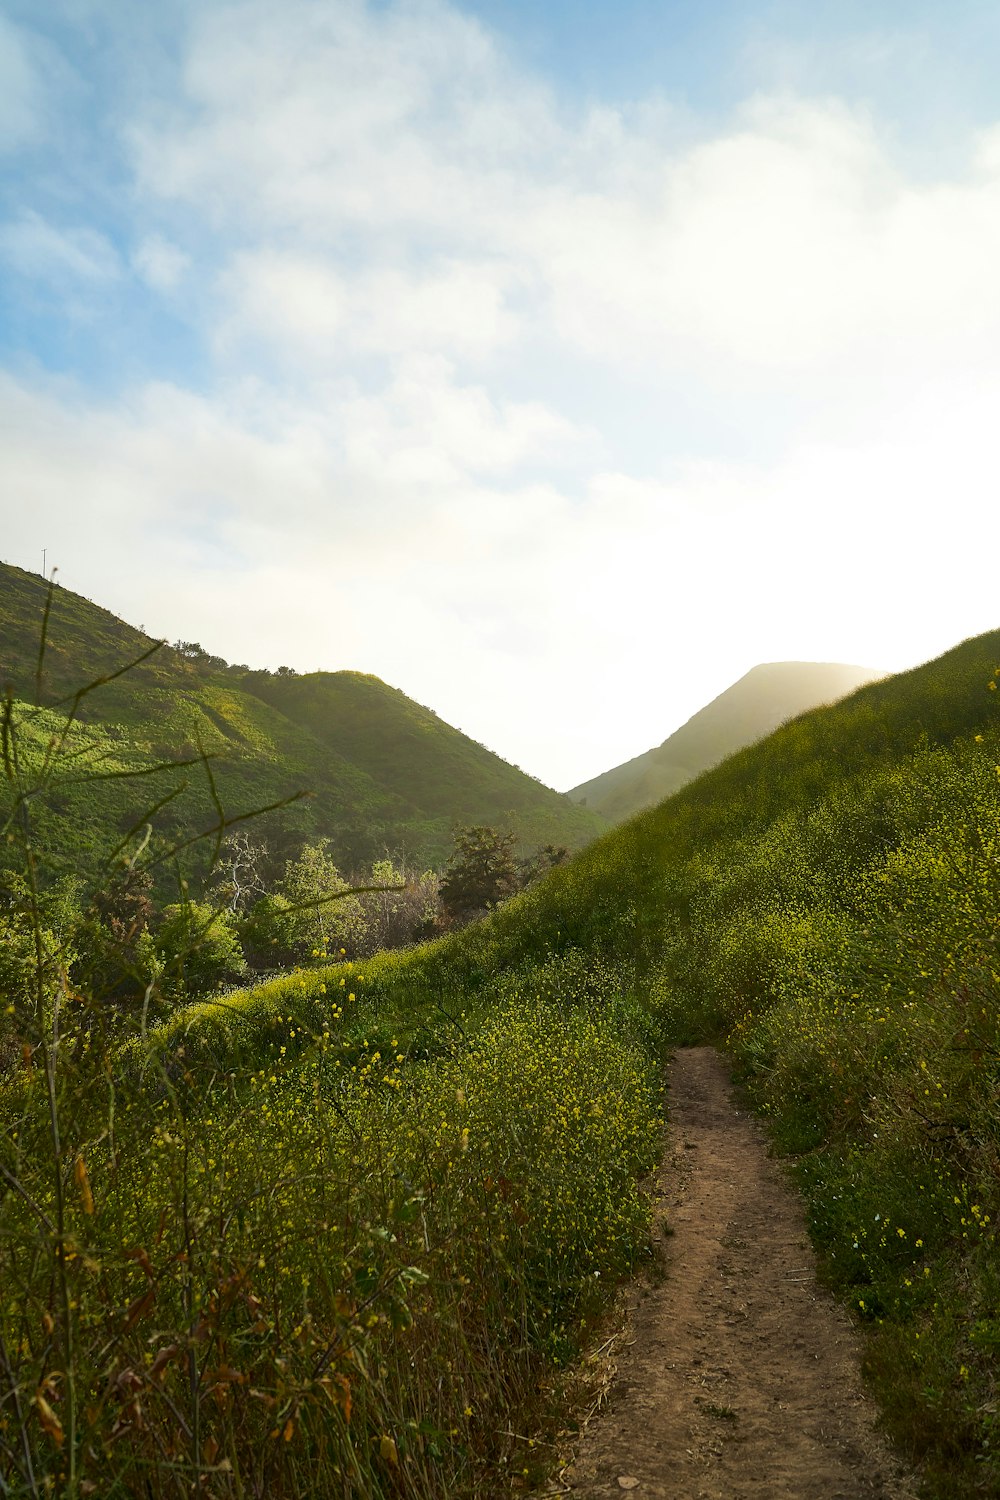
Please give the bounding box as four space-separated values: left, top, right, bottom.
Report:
564 1047 917 1500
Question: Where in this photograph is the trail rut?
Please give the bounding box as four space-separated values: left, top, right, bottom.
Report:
566 1047 917 1500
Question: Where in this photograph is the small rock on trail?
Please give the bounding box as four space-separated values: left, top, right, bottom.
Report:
566 1046 917 1500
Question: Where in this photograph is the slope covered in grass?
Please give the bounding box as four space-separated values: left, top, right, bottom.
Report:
0 564 604 874
159 621 993 1493
5 623 1000 1496
3 928 663 1496
484 628 1000 1495
243 669 601 845
569 660 882 821
117 626 1000 1493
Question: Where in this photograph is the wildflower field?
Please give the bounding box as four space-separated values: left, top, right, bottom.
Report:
4 625 1000 1495
2 916 662 1496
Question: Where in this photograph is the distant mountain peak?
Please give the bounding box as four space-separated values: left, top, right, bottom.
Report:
569 660 883 822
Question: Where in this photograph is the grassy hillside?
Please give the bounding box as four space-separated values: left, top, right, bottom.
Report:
465 629 1000 1495
569 660 882 820
5 624 1000 1496
248 669 602 844
0 563 603 876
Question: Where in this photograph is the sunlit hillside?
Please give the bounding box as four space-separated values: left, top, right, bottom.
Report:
0 563 604 875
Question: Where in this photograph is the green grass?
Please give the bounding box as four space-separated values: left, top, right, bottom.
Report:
249 671 601 844
5 600 1000 1495
2 945 662 1497
516 628 1000 1496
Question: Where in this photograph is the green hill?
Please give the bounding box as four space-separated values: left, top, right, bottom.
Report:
158 621 1000 1496
457 626 1000 1493
246 669 603 841
0 563 603 877
568 660 882 821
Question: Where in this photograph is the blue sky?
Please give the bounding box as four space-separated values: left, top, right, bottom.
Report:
2 1 1000 787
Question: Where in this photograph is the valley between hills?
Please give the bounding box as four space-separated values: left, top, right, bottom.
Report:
2 565 999 1499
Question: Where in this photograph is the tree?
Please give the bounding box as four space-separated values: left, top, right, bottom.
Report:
438 826 520 924
72 864 156 1008
275 839 367 960
238 893 298 970
355 858 438 954
154 900 247 997
209 832 272 915
519 843 570 887
172 640 228 671
0 871 82 1025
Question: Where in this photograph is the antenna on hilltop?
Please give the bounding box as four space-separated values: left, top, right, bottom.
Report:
42 548 46 578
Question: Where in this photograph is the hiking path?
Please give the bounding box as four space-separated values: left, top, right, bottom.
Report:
565 1046 917 1500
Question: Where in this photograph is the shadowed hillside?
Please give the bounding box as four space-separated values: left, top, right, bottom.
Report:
569 660 882 821
246 669 602 841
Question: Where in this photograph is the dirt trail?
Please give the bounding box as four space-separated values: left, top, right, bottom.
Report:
566 1047 917 1500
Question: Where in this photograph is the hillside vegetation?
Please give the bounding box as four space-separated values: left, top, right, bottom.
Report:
0 563 603 876
569 660 882 820
3 621 1000 1497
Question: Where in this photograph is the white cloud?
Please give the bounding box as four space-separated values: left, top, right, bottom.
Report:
218 253 516 363
124 2 1000 401
336 356 588 486
5 0 1000 787
352 263 517 360
132 233 190 291
219 252 348 351
0 16 44 153
520 94 1000 384
2 359 998 789
0 210 120 284
130 0 554 237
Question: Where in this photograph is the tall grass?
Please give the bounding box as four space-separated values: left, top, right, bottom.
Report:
3 965 660 1496
374 627 1000 1496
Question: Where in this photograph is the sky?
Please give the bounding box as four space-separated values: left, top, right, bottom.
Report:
2 1 1000 790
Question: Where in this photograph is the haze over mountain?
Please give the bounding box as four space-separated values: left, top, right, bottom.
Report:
568 662 883 822
0 564 603 875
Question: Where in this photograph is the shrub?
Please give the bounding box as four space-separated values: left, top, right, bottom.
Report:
155 898 247 996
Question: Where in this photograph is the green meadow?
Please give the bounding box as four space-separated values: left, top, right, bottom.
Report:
3 616 1000 1496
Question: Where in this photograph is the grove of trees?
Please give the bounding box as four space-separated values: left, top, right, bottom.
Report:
0 824 565 1031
